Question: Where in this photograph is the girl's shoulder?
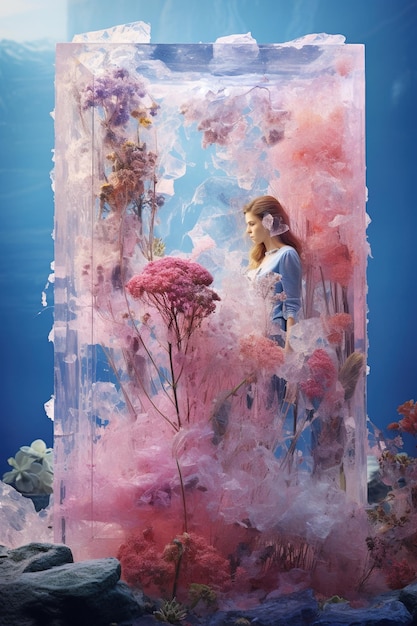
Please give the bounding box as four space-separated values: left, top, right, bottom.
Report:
279 245 298 255
273 245 300 263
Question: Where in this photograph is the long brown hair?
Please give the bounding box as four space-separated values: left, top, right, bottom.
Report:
243 195 302 268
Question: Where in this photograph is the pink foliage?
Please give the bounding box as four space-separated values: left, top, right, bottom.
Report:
118 529 233 599
117 528 175 594
325 312 353 345
300 348 338 403
239 334 285 374
126 256 220 344
320 242 353 288
385 559 416 590
287 106 346 173
388 400 417 437
167 532 232 592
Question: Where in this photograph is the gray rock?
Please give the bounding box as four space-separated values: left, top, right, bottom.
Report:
208 589 318 626
400 581 417 620
0 543 142 626
200 591 414 626
0 542 73 582
312 597 412 625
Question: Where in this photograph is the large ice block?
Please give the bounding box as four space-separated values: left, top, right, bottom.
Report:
54 29 368 599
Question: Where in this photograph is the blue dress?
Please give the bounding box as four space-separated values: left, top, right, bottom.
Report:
246 245 302 412
253 245 302 332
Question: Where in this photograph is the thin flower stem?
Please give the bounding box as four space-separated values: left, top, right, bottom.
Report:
219 378 249 406
100 344 137 420
319 266 331 316
356 561 376 593
99 281 181 432
280 408 316 470
148 133 158 261
168 342 182 429
121 346 179 431
175 457 188 534
122 290 177 400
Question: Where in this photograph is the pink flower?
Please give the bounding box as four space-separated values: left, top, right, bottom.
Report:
321 242 353 288
239 334 285 374
300 348 337 403
389 400 417 436
197 106 242 148
126 257 220 342
254 272 282 301
325 312 353 345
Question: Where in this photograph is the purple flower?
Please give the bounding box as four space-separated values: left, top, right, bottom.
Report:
81 68 156 129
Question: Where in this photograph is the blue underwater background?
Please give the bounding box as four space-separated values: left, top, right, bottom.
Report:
0 0 416 473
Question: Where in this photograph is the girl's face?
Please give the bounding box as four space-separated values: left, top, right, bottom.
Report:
245 211 268 245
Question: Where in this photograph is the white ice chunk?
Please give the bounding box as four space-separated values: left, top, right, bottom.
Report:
44 395 55 421
72 21 151 44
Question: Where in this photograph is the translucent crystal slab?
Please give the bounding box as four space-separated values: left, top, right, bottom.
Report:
54 33 367 596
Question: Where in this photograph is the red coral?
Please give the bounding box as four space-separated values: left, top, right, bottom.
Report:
117 529 174 593
387 400 417 436
386 559 416 590
118 529 233 598
167 532 232 592
397 400 417 436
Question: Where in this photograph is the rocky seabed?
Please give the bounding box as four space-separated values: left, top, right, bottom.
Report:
1 543 417 626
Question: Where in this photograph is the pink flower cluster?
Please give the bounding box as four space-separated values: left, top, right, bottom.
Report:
163 532 232 592
118 529 232 598
254 272 284 301
325 312 353 345
386 558 416 590
126 257 220 338
239 334 285 374
321 242 353 288
300 348 338 403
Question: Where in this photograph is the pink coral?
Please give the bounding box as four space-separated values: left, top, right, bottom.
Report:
117 528 174 594
118 529 233 598
388 400 417 436
166 532 232 592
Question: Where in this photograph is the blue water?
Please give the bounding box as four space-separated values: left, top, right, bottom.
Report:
1 0 416 473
